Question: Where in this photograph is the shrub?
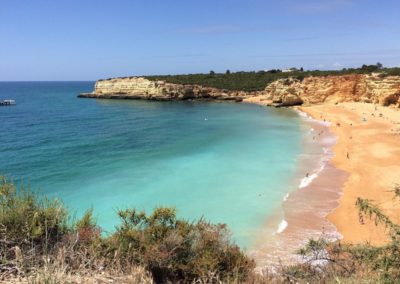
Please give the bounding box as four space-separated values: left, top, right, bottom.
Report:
105 207 255 283
145 67 400 92
2 175 400 283
0 177 68 256
0 178 254 283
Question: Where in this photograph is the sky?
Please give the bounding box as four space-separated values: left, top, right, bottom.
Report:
1 0 400 81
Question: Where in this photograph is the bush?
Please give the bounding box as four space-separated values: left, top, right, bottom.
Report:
0 178 254 283
2 176 400 283
105 207 254 283
144 66 400 92
0 177 68 256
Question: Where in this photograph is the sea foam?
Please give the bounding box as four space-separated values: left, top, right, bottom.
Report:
299 173 318 188
283 193 290 202
299 159 327 189
277 219 288 234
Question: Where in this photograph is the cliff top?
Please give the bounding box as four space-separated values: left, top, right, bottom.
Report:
123 66 400 92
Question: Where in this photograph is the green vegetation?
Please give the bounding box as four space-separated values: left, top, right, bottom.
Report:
144 64 400 92
1 176 400 283
0 177 253 283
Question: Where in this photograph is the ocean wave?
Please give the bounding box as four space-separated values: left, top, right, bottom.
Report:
296 109 312 119
283 193 290 202
296 109 332 128
299 173 318 188
277 219 288 234
299 161 327 189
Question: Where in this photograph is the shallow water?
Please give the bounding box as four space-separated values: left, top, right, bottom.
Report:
0 82 308 248
250 111 346 267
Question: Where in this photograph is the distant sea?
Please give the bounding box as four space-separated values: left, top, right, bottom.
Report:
0 82 315 248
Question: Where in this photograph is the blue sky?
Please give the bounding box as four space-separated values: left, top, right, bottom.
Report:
1 0 399 80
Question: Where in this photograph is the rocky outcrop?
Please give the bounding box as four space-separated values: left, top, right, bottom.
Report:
79 74 400 107
78 77 249 102
261 74 400 107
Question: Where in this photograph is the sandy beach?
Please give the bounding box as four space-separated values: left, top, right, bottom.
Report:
249 104 348 267
298 102 400 245
244 99 400 267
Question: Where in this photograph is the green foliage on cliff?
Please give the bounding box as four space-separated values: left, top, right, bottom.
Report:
145 65 400 92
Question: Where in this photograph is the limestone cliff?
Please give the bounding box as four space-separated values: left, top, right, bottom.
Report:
79 77 248 102
79 74 400 107
261 74 400 107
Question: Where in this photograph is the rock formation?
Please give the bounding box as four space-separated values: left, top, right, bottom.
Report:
78 77 248 102
79 74 400 107
261 74 400 107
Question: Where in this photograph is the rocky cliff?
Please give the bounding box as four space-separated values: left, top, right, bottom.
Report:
78 77 249 102
261 74 400 107
79 74 400 107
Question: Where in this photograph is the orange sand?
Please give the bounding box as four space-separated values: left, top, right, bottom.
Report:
299 102 400 244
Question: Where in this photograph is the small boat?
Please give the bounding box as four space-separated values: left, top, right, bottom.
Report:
0 99 16 106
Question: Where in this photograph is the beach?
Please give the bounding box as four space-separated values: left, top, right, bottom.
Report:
248 104 347 267
299 102 400 245
4 82 400 267
244 99 400 267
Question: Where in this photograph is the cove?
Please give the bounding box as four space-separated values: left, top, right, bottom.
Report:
0 82 305 248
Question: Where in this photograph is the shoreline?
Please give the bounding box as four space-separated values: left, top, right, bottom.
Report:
244 100 400 266
298 102 400 245
246 101 347 267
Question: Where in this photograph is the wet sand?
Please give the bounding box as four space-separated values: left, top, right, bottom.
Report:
246 100 400 268
249 109 347 267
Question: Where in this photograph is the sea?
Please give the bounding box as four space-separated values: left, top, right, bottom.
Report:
0 82 339 252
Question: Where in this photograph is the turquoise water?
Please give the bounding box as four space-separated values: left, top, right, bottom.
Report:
0 82 304 248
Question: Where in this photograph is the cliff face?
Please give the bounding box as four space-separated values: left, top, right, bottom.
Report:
79 74 400 107
79 77 249 102
262 74 400 107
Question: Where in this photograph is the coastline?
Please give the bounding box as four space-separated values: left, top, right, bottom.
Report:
247 103 347 267
244 99 400 266
298 102 400 245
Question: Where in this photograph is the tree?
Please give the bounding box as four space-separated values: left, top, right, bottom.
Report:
225 69 231 75
361 64 379 72
209 70 215 75
376 62 383 69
